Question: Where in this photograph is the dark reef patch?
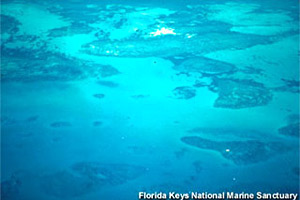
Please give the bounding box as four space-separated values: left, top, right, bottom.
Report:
193 160 203 173
172 86 196 99
1 53 86 82
174 57 236 75
187 127 264 140
97 80 119 88
1 174 22 200
209 78 273 109
93 121 102 127
181 136 291 165
93 93 105 99
273 78 300 93
240 66 264 75
278 123 299 137
286 114 300 124
132 94 149 99
40 162 146 198
96 65 120 78
1 49 120 82
174 148 187 159
193 80 210 88
1 14 20 36
1 116 17 126
82 31 270 58
48 22 94 37
26 115 39 122
50 121 72 128
40 170 93 198
292 167 300 176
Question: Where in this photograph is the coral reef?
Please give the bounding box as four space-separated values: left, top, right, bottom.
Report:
209 78 273 109
172 86 196 99
181 136 291 165
40 162 146 198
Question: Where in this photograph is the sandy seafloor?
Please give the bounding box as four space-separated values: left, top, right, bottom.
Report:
0 0 299 199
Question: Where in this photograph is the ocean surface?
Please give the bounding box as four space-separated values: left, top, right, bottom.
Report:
1 0 299 199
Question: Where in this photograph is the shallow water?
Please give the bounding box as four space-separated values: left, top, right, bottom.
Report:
1 0 299 199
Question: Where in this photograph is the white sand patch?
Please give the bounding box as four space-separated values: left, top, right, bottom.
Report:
150 27 176 37
1 3 70 36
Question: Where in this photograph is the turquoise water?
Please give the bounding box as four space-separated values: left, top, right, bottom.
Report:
1 0 299 199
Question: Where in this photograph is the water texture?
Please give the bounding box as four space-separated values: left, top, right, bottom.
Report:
1 0 299 199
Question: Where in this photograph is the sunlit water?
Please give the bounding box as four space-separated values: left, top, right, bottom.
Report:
1 0 299 199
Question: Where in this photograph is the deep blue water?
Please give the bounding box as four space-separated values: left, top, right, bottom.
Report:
1 0 299 199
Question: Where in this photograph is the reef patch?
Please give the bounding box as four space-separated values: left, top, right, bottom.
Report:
50 121 72 128
209 78 273 109
40 162 146 198
172 86 196 99
181 136 291 165
174 57 236 75
278 123 299 138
